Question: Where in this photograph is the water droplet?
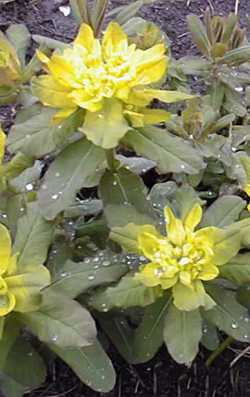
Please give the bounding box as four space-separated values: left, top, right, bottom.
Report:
41 184 47 190
55 172 60 177
231 321 238 329
60 272 69 278
235 86 243 93
25 183 33 192
180 164 186 170
244 315 250 323
52 194 59 200
102 260 110 267
113 181 118 186
88 275 95 281
51 335 58 342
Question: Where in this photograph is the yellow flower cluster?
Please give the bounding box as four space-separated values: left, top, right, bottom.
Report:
32 22 192 148
0 224 50 317
136 204 222 311
0 31 21 88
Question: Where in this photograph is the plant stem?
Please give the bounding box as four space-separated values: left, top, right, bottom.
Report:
206 336 234 367
105 149 117 172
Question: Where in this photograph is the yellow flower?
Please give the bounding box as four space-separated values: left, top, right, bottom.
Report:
0 31 21 88
32 22 193 148
0 224 50 317
135 204 226 311
0 126 6 164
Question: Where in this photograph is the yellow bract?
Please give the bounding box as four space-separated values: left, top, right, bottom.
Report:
0 224 50 317
135 204 222 311
32 22 193 148
0 127 6 164
0 31 21 87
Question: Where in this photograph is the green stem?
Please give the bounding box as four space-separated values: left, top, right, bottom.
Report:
206 336 234 367
105 149 117 171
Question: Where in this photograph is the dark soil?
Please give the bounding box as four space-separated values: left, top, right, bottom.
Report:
1 0 250 396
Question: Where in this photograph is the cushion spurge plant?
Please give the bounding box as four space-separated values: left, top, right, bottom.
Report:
5 0 250 394
32 21 192 148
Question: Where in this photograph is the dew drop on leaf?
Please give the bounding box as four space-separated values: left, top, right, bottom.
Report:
52 194 59 200
231 321 238 329
25 183 33 191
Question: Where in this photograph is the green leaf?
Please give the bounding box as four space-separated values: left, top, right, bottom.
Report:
204 285 250 342
89 274 162 311
224 86 246 117
176 56 211 75
66 199 103 218
124 127 205 174
2 338 46 389
51 340 116 392
133 295 171 363
3 153 34 180
22 290 96 348
172 185 203 220
70 0 91 25
6 24 31 68
220 253 250 285
7 106 84 158
201 321 219 351
38 138 106 220
90 0 108 34
149 181 177 210
212 227 244 267
0 193 25 235
221 13 238 43
117 155 156 175
187 15 211 57
110 223 145 253
99 167 155 228
81 99 129 149
50 254 128 299
115 0 143 25
0 374 24 397
97 314 134 363
236 283 250 309
13 202 54 267
0 319 19 369
209 80 225 111
0 318 4 339
219 46 250 65
9 160 41 193
201 196 246 228
163 304 202 365
32 35 69 50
